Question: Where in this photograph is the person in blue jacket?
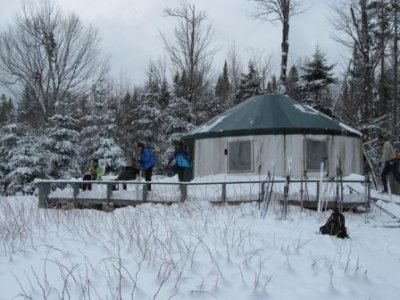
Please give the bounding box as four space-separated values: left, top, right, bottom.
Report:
137 142 155 191
168 141 191 182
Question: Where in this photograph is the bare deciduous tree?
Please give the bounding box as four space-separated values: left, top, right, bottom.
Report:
252 0 304 90
331 0 390 126
227 41 243 95
0 1 107 120
161 2 215 105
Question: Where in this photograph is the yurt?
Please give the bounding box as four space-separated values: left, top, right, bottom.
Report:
182 93 363 180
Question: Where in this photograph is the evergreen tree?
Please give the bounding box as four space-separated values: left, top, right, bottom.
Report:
162 96 196 165
132 84 165 168
80 79 125 173
0 94 9 126
300 46 336 105
234 61 262 104
173 72 186 99
17 85 45 128
286 65 302 100
195 86 224 125
4 133 47 194
0 123 22 181
215 61 231 106
267 75 278 92
159 78 170 109
116 90 139 158
7 98 16 124
42 114 81 179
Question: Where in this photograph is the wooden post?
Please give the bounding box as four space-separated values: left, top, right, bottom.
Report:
260 182 265 208
143 184 148 202
73 183 79 200
365 176 371 223
106 183 112 202
180 184 187 202
316 181 320 205
38 182 51 208
221 183 226 203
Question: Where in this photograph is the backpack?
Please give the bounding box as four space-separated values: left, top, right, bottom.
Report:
175 154 191 168
320 211 349 239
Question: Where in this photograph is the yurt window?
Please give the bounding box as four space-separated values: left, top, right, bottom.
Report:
304 139 328 171
228 140 253 172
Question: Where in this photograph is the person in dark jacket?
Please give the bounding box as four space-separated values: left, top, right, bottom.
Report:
379 135 400 193
115 158 140 190
137 142 155 191
168 141 191 182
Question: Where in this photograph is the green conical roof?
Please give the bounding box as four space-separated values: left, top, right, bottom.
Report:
183 93 361 140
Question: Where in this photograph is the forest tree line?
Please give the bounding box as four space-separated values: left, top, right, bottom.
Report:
0 0 399 194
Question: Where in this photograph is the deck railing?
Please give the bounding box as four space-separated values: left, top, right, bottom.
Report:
36 178 371 209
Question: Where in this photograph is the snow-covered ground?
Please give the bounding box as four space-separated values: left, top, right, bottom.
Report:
1 182 400 299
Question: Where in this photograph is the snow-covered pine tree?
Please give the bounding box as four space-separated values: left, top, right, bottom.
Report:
195 86 224 125
234 61 262 104
286 65 302 100
0 94 7 126
132 80 165 169
4 132 47 194
163 95 196 162
159 78 170 109
80 79 125 173
42 114 81 179
0 95 16 126
300 46 336 106
0 123 22 182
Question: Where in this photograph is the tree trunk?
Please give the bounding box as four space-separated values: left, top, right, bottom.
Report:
361 0 372 126
280 7 290 89
378 1 387 116
189 6 196 104
393 1 399 132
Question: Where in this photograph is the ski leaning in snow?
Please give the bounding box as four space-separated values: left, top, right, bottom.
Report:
262 165 276 218
260 171 271 217
339 158 344 208
317 161 325 212
257 164 262 209
281 157 292 220
336 158 344 212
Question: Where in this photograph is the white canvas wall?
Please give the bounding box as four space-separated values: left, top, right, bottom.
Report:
193 134 362 179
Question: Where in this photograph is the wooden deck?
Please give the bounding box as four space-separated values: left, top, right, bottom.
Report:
36 178 372 211
280 199 368 211
47 197 178 210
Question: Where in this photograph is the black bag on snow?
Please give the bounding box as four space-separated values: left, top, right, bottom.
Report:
320 211 349 239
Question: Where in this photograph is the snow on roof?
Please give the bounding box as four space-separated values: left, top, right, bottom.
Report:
190 114 229 134
293 103 320 115
339 122 362 137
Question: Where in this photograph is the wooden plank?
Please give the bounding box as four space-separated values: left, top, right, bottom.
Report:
280 199 365 210
48 197 178 208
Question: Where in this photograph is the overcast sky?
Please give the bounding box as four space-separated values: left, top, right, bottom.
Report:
0 0 348 92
